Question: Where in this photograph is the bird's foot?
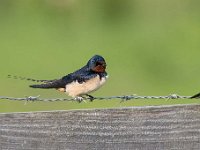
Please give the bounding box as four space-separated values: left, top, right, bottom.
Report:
74 96 87 103
86 94 95 102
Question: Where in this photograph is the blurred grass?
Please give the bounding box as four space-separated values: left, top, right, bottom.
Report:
1 0 200 112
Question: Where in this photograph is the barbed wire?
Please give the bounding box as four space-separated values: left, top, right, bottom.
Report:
0 94 193 103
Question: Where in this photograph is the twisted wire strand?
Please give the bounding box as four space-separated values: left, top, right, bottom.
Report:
0 94 192 102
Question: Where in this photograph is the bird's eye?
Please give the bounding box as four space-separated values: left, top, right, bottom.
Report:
96 62 102 66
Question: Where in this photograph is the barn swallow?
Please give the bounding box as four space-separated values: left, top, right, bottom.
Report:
23 55 108 101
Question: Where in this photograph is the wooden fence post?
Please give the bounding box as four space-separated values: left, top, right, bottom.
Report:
1 104 200 150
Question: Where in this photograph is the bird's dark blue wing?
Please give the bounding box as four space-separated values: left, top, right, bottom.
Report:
30 66 98 89
62 70 98 84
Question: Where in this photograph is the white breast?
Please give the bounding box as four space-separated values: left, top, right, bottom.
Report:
65 75 108 97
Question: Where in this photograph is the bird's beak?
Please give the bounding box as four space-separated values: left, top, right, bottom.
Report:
102 62 107 68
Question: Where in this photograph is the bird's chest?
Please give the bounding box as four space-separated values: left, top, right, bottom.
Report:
65 75 107 97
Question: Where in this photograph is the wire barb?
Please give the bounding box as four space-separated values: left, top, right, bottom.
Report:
0 94 193 102
25 95 40 101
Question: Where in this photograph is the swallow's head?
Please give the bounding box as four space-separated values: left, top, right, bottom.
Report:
87 55 107 73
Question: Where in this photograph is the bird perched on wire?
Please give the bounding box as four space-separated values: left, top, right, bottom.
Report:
8 55 108 101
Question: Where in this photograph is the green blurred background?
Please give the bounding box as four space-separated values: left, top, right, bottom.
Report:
1 0 200 112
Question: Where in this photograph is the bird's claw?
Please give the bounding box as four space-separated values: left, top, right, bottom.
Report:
86 94 95 101
75 96 87 103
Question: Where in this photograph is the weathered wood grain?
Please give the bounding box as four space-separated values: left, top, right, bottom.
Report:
1 104 200 150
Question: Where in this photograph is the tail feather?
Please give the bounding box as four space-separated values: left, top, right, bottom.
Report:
29 79 66 89
30 84 55 89
8 74 67 89
8 75 56 83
